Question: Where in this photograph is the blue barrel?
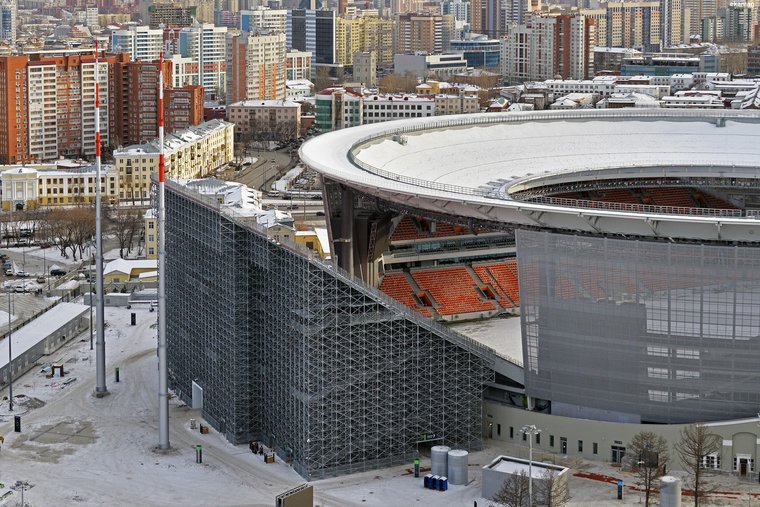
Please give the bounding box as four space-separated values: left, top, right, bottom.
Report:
424 474 432 488
439 476 448 491
431 475 440 490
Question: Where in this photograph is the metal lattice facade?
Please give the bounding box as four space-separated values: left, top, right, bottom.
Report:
518 229 760 425
165 181 494 480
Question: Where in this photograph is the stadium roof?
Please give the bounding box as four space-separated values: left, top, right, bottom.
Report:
300 109 760 242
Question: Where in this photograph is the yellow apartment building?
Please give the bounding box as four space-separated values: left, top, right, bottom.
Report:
113 119 235 203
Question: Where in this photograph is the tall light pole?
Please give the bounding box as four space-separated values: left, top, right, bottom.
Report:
521 424 541 507
93 40 107 397
6 288 12 411
157 51 170 450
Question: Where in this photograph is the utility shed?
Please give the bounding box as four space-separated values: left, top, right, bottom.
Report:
0 302 89 384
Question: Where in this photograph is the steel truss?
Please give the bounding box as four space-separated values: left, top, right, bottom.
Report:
165 181 494 480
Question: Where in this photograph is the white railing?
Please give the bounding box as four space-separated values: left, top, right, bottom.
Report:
343 109 760 219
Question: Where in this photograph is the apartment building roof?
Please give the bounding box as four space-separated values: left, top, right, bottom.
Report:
114 119 232 157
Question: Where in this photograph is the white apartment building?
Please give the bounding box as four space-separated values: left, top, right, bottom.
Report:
80 60 110 157
502 17 557 83
26 59 109 162
614 83 670 99
246 32 287 101
240 7 287 33
362 95 435 124
179 22 228 99
544 79 617 98
113 119 234 202
169 55 198 88
650 73 694 92
111 24 163 62
286 50 312 80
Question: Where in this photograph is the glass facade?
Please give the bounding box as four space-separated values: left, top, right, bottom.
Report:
518 229 760 424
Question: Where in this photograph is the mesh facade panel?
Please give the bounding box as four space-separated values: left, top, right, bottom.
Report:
518 229 760 424
165 182 493 480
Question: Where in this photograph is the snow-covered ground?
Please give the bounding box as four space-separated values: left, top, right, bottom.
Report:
3 304 757 506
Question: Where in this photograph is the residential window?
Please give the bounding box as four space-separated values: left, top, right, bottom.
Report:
593 442 598 455
549 435 555 447
510 426 514 439
578 440 583 452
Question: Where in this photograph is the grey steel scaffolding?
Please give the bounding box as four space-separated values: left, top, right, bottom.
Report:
165 181 494 480
518 229 760 425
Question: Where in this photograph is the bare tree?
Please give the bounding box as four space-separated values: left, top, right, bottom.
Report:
47 206 95 261
625 431 669 507
675 424 721 507
379 72 418 94
493 470 529 507
108 209 143 258
535 469 570 507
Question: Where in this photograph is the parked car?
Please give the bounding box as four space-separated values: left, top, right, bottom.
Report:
50 268 67 276
5 269 13 276
316 211 325 217
16 271 31 277
36 276 46 283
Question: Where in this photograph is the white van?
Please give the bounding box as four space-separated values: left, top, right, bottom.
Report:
267 191 280 198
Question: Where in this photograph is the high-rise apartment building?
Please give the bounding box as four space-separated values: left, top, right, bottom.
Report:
501 13 595 84
112 59 169 147
335 13 394 67
226 30 287 103
661 0 685 46
288 9 337 65
23 54 113 160
148 4 196 28
395 13 456 54
0 56 30 164
286 50 312 80
583 2 661 51
111 25 164 62
0 0 16 44
179 22 228 99
165 86 205 134
0 51 202 162
240 7 287 33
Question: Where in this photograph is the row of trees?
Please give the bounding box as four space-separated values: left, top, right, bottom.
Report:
492 423 721 507
0 206 145 261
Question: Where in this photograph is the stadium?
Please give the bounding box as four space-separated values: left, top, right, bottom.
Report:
167 109 760 480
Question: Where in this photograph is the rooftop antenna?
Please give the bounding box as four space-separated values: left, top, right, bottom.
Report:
157 51 170 450
94 39 108 398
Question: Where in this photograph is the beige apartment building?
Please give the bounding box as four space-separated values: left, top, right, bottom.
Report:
0 165 118 210
227 100 302 141
114 119 234 202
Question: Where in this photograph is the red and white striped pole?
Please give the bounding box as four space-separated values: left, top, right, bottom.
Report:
157 52 169 450
94 39 108 397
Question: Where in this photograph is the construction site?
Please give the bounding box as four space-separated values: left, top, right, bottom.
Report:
164 180 494 480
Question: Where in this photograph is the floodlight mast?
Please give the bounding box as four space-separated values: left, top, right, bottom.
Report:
94 40 108 398
157 51 170 450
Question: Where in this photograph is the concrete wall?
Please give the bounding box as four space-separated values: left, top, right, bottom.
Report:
484 401 760 476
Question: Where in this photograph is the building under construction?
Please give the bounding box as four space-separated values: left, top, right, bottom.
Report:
165 180 494 480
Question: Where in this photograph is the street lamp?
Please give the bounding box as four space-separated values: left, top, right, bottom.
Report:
6 287 12 412
521 424 542 507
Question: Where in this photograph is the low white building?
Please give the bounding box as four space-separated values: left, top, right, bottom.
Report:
0 302 90 386
286 79 314 100
362 94 435 124
660 90 724 108
481 456 570 501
